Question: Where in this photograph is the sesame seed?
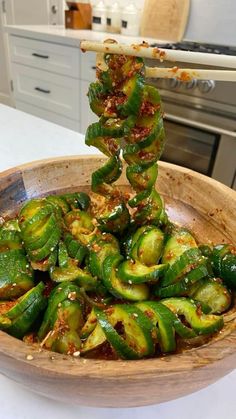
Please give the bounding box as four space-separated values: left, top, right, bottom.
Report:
128 280 133 285
68 291 77 301
133 313 138 318
73 351 81 357
26 354 34 361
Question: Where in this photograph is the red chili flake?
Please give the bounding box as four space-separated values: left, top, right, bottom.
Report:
230 246 236 255
131 126 151 141
131 44 141 51
140 101 159 115
152 48 166 61
177 71 192 82
144 310 154 319
170 66 179 73
196 303 203 317
43 280 55 297
92 243 102 253
140 41 149 48
138 150 154 160
165 250 174 260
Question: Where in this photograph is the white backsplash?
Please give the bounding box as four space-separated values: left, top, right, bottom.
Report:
184 0 236 46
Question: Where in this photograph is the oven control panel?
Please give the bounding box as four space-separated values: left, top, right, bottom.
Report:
165 78 216 93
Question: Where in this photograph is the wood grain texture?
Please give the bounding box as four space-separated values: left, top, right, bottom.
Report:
0 156 235 407
140 0 190 42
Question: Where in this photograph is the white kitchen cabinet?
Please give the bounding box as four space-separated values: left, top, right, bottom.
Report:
0 2 13 106
9 35 80 77
5 25 155 134
79 51 97 133
0 0 65 107
9 34 81 130
12 63 80 120
16 100 80 131
8 31 99 134
80 50 96 82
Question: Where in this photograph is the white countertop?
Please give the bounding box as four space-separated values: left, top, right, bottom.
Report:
4 25 168 48
0 104 235 419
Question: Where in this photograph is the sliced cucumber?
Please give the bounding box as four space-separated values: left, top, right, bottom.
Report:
118 259 167 284
102 255 149 301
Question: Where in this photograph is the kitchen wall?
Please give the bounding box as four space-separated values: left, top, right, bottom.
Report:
184 0 236 46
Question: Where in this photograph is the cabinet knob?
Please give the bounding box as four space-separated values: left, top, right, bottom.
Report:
185 79 197 90
198 80 215 94
35 87 51 94
168 78 181 89
51 5 58 14
32 53 49 59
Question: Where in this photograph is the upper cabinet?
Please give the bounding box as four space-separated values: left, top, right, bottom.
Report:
5 0 65 25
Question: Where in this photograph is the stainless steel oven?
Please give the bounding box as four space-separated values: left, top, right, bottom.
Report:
146 44 236 190
162 120 219 176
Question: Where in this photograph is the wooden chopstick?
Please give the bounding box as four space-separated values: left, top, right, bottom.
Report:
146 67 236 82
95 51 236 82
82 40 236 82
80 40 236 69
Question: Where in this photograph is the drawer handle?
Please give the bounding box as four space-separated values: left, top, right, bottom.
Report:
35 87 51 94
91 66 96 70
32 53 49 59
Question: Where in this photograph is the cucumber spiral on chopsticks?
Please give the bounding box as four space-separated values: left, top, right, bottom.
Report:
86 46 167 231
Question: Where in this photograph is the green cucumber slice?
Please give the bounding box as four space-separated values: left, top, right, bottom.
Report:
135 226 164 266
136 301 176 352
161 297 224 335
102 255 149 301
94 305 154 359
162 247 204 287
118 259 167 284
189 278 232 314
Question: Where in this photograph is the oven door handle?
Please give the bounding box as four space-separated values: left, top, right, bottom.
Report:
165 113 236 139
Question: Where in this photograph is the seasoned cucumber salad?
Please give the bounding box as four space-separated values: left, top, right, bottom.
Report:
0 50 235 360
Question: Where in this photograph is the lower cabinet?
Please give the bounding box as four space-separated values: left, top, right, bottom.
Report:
16 100 80 131
9 34 98 134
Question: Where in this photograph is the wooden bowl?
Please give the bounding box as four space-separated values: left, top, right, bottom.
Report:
0 156 235 408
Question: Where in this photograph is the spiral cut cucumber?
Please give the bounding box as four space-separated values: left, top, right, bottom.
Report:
86 46 167 232
80 298 223 359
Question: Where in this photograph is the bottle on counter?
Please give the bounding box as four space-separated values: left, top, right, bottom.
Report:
92 0 107 32
107 2 121 34
121 3 140 36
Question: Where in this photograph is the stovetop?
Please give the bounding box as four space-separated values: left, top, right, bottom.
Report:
150 41 236 56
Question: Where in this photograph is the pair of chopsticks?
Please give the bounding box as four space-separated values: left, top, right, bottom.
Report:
80 40 236 82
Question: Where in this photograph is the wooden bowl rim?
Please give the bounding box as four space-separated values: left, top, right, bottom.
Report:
0 154 235 198
0 155 236 379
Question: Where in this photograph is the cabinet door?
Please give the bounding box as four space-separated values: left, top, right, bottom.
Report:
80 80 97 135
6 0 64 25
0 5 13 106
12 63 80 120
